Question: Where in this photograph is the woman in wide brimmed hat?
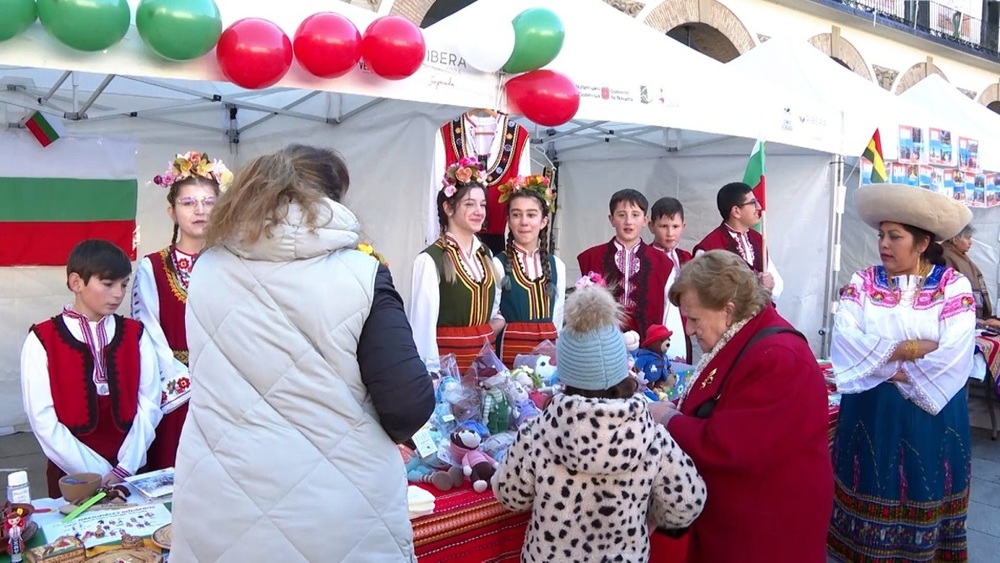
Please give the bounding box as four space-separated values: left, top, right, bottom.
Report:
829 184 975 562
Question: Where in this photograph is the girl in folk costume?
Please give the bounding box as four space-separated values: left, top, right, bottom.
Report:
410 157 504 372
492 174 566 366
131 151 232 470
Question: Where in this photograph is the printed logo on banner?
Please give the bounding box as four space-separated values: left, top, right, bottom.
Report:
639 85 667 105
422 49 468 90
577 85 636 102
601 87 610 100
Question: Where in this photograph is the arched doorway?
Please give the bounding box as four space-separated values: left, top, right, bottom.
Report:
666 22 740 63
808 32 874 81
893 61 948 94
644 0 756 60
389 0 476 27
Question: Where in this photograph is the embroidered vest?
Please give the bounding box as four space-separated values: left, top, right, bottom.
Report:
440 116 530 237
423 240 497 327
147 248 190 365
694 224 765 274
577 240 671 336
31 316 143 434
496 252 557 322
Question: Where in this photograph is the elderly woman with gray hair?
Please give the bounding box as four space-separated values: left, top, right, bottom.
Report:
648 250 834 563
943 224 998 328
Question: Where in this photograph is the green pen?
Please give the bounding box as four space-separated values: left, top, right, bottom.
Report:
62 491 107 523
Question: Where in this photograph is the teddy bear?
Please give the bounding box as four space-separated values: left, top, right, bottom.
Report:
449 426 498 493
634 324 673 385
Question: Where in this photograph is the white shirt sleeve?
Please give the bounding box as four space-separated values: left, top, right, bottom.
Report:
553 256 566 331
832 272 901 394
767 255 784 303
491 256 504 321
115 330 164 475
427 133 445 246
131 256 190 414
409 253 441 362
21 332 114 476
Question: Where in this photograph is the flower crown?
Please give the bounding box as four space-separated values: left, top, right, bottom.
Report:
498 174 555 212
441 157 487 197
152 151 234 192
575 271 606 290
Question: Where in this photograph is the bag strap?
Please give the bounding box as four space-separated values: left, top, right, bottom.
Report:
707 326 806 403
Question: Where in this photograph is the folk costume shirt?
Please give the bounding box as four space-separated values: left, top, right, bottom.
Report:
492 244 566 330
694 223 784 303
651 244 692 362
21 311 161 477
132 247 195 413
410 234 502 362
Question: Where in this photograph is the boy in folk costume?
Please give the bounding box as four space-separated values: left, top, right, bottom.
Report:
577 189 674 337
493 174 566 366
410 158 505 372
648 197 693 363
132 151 232 471
21 240 162 497
694 182 784 303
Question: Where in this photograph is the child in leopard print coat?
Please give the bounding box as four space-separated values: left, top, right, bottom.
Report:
493 285 706 562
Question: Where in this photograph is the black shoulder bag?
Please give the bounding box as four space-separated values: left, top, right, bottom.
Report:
655 325 806 539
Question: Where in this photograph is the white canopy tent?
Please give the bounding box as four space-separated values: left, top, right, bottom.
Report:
0 0 838 432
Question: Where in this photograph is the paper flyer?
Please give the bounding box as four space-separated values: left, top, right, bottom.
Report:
40 503 172 548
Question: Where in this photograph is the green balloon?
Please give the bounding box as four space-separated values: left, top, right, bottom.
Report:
137 0 222 61
0 0 37 42
37 0 131 52
502 8 565 74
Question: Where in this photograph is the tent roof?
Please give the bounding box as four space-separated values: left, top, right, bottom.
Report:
900 74 1000 170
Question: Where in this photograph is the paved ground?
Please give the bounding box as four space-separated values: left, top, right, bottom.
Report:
3 421 999 560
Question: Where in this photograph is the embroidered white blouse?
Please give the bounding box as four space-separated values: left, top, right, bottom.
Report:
20 311 162 477
131 248 195 414
409 235 503 362
491 245 567 330
831 265 976 415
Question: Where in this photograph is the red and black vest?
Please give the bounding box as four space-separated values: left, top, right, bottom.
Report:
30 315 143 435
694 223 765 274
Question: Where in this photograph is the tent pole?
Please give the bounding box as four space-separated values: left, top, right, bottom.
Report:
821 154 846 358
71 74 115 120
39 71 71 103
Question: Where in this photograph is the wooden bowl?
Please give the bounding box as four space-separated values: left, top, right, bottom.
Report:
58 472 101 503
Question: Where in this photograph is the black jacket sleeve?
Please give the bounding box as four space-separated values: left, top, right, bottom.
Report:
357 264 435 444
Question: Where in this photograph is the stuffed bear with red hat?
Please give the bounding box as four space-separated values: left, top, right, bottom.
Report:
634 324 672 385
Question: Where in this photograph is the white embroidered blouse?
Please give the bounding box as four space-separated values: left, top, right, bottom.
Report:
831 264 976 415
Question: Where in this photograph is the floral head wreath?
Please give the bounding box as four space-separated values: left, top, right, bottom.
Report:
575 271 606 290
441 156 487 198
152 151 234 192
497 174 555 213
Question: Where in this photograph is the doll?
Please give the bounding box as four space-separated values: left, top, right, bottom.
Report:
506 379 541 428
449 426 498 493
4 506 27 559
481 371 512 435
400 444 465 491
633 325 672 385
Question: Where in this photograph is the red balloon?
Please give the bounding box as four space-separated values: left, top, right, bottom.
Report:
361 15 425 80
505 70 580 127
294 13 362 79
216 18 292 89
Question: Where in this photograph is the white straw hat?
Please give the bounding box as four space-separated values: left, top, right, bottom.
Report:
856 184 972 240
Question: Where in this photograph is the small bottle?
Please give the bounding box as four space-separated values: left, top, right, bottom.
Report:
6 471 31 505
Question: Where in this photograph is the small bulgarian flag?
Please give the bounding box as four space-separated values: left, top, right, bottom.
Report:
743 140 766 232
22 111 65 147
0 134 138 266
863 129 887 183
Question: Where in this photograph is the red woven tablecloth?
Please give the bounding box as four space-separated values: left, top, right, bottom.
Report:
411 485 528 563
977 334 1000 392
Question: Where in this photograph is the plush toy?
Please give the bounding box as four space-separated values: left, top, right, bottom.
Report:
450 427 498 493
634 325 672 385
481 372 512 435
400 445 465 491
506 380 541 428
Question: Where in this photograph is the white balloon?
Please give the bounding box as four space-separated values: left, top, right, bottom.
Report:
461 22 516 73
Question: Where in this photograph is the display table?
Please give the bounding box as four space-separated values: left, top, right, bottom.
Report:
411 485 528 563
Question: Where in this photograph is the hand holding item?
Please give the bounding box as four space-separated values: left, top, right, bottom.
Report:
648 400 680 427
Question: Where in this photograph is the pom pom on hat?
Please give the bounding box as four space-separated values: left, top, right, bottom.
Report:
556 285 629 391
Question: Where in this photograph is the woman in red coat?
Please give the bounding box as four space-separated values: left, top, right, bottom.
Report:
649 250 833 562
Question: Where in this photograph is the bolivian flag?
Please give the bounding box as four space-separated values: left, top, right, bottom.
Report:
863 129 887 183
0 133 138 266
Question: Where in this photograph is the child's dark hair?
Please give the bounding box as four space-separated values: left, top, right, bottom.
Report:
563 377 639 399
650 197 685 222
608 189 648 215
716 182 753 220
437 182 490 284
67 239 131 284
503 190 554 295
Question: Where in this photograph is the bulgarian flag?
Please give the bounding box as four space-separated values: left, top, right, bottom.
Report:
0 133 138 266
863 129 887 183
23 111 65 147
743 140 766 232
